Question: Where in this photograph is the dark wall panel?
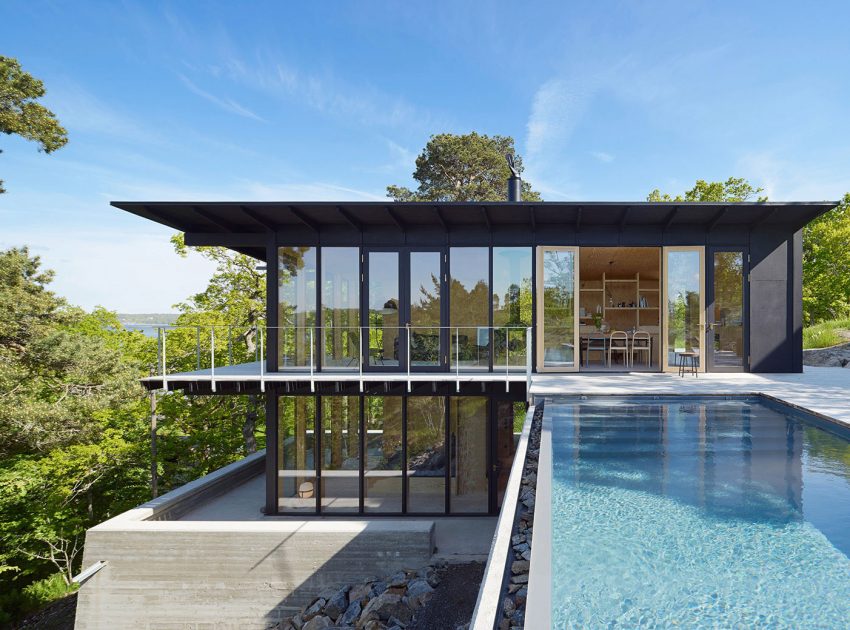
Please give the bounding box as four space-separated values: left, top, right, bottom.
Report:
749 230 792 372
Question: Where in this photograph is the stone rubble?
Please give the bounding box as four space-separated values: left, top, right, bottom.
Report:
496 402 542 630
803 341 850 368
272 563 443 630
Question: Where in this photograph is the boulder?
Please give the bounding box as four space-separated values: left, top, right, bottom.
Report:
406 578 434 608
388 571 408 588
511 560 530 574
302 598 326 621
349 582 374 605
361 592 413 625
324 587 349 621
339 600 361 626
302 616 332 630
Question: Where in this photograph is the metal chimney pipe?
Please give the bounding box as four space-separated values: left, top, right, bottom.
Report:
505 153 521 202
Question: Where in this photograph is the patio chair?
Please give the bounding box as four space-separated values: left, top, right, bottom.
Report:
608 331 630 368
631 331 651 368
584 335 607 367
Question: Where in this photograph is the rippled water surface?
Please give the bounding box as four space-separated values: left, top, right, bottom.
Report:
550 397 850 628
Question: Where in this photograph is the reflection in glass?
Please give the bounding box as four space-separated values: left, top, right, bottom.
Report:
450 248 489 369
407 396 446 512
322 248 360 369
320 396 360 513
278 396 317 512
364 396 402 512
666 251 702 368
713 252 744 369
368 252 400 367
278 247 316 368
410 252 442 367
493 247 532 368
450 397 489 513
541 249 576 368
495 401 521 506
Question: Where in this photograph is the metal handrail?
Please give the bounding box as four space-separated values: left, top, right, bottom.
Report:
145 324 534 394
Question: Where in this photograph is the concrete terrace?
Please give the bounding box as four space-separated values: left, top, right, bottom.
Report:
530 366 850 428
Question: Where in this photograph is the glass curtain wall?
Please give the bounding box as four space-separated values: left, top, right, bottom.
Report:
364 396 403 513
368 252 400 367
278 396 317 512
407 396 446 512
450 248 490 369
278 247 316 368
449 397 489 513
320 396 360 513
410 252 442 367
493 247 532 369
321 248 360 369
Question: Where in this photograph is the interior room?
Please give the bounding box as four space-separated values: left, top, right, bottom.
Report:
579 247 661 372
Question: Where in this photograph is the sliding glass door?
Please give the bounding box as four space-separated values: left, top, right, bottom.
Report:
707 248 747 371
536 246 579 372
662 247 705 372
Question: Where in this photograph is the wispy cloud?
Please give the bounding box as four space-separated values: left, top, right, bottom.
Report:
591 151 614 163
736 150 849 201
178 73 265 122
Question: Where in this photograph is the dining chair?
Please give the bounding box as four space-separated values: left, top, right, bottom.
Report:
631 331 651 368
608 331 630 368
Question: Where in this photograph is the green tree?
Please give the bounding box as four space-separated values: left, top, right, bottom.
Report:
647 177 766 202
0 56 68 193
0 248 152 620
802 193 850 324
387 132 542 202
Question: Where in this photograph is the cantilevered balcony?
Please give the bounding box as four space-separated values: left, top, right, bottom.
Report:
140 325 533 397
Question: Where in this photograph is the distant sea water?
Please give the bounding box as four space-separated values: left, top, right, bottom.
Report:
124 324 162 338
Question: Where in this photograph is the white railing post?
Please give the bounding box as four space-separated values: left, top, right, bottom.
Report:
505 327 510 392
161 328 168 391
310 327 315 392
359 325 364 393
526 326 532 403
407 324 411 393
210 326 216 393
455 327 460 393
259 326 265 393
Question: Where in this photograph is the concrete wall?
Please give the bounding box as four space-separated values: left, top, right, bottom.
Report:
74 453 434 630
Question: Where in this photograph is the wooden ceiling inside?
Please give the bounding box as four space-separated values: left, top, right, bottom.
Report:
580 247 660 280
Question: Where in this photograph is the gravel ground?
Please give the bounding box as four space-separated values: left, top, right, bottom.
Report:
410 561 485 630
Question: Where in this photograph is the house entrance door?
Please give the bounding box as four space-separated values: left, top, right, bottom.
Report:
706 249 748 372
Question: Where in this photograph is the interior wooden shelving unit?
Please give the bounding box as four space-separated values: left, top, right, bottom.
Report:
578 247 662 368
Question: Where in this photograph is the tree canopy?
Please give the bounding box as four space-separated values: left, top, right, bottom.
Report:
387 132 542 202
647 177 766 203
0 56 68 193
803 193 850 324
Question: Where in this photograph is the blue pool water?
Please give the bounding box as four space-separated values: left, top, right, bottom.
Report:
549 397 850 628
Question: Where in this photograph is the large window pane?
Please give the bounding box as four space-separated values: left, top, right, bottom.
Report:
666 250 702 368
279 247 316 368
320 396 360 513
541 248 577 368
322 248 360 369
407 396 446 513
493 247 532 369
278 396 317 513
364 396 402 513
410 252 442 367
368 252 400 367
450 397 489 513
450 248 489 369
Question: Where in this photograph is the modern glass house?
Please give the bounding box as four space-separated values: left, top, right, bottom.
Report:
114 196 836 517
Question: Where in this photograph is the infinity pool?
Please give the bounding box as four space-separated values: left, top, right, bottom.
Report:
549 396 850 628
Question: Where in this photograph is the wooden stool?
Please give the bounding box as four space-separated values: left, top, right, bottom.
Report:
677 351 698 377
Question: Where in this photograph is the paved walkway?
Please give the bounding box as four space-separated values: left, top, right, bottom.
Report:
531 366 850 427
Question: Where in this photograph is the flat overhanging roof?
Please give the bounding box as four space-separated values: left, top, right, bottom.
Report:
112 200 838 258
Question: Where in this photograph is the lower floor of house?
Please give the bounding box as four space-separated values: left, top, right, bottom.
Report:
270 391 526 516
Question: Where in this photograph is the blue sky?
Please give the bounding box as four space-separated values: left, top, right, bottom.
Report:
2 1 849 312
